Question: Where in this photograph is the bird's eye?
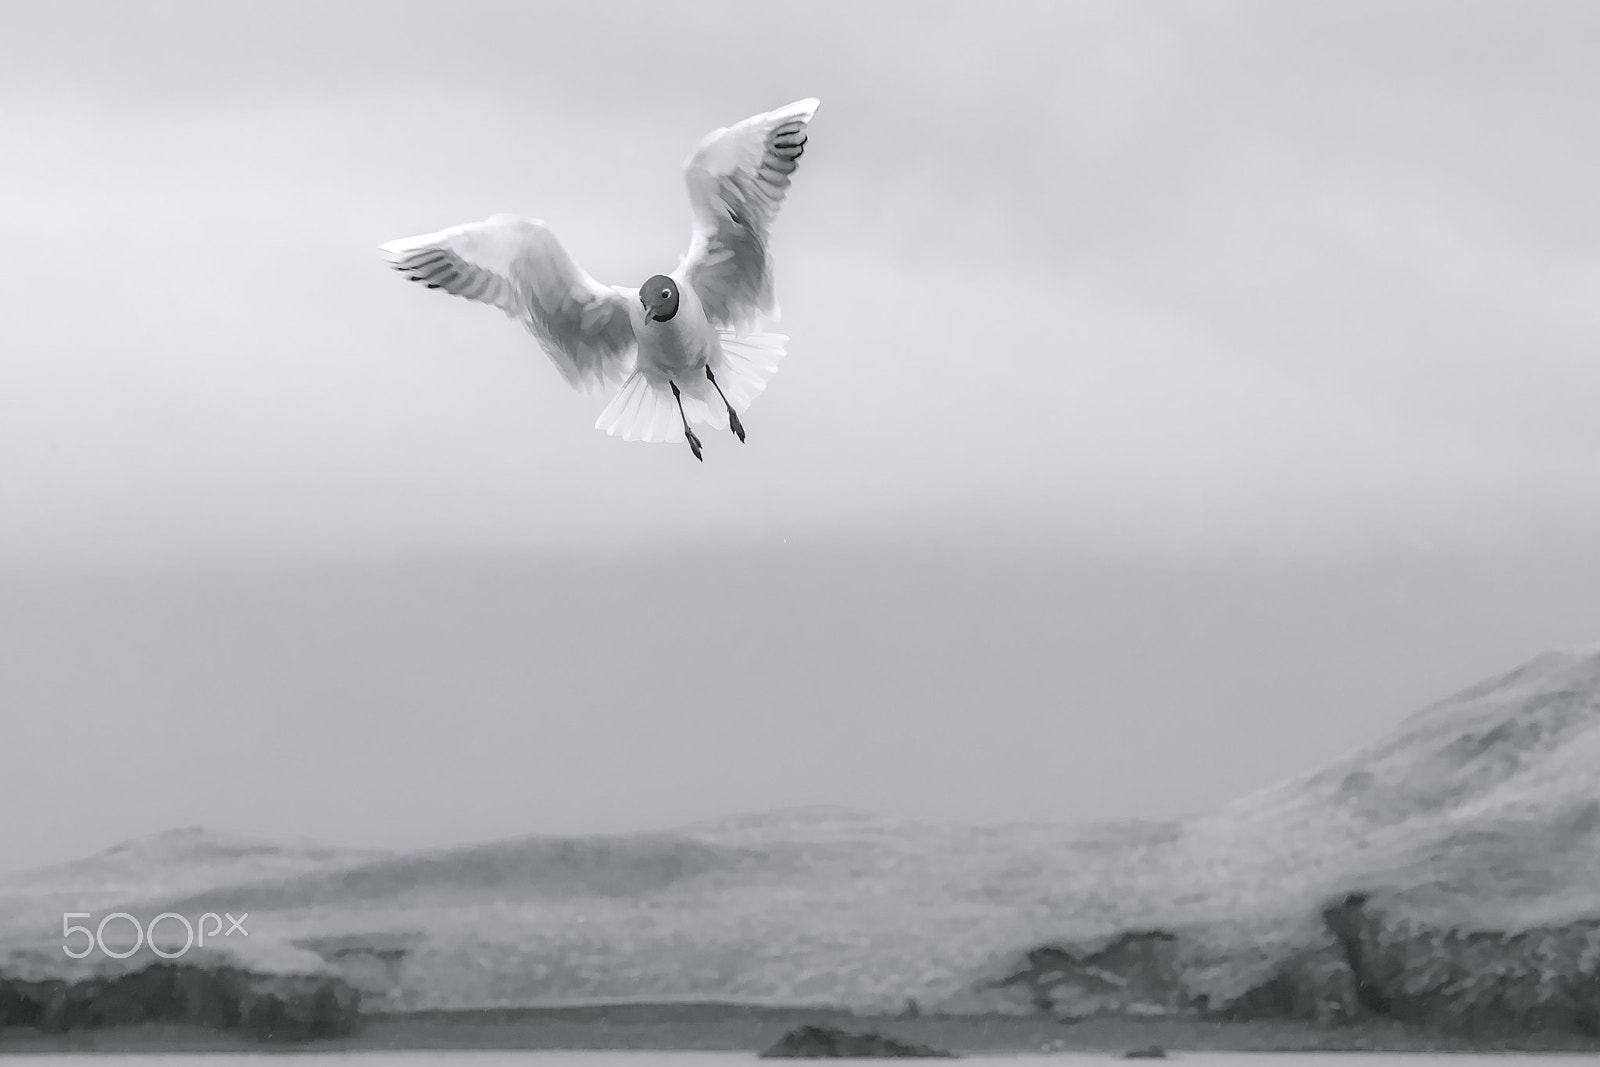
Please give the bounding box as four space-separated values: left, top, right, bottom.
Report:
660 289 671 300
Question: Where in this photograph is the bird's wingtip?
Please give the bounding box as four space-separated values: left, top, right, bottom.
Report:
775 97 821 121
378 230 449 260
378 235 420 257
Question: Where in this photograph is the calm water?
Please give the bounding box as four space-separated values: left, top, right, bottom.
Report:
0 1055 1589 1066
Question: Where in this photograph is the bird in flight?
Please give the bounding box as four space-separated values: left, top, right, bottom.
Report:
379 98 820 462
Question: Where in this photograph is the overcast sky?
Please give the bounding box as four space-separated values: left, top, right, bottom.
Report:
2 1 1599 872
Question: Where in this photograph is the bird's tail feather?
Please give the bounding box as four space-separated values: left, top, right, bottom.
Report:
594 332 787 443
595 372 725 443
710 331 788 413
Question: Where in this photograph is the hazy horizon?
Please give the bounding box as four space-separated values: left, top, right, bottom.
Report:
4 1 1600 874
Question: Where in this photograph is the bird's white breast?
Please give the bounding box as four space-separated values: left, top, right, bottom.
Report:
635 280 719 386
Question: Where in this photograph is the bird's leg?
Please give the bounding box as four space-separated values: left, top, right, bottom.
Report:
705 368 745 443
670 381 703 461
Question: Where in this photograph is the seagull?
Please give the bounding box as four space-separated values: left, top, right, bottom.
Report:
379 98 820 462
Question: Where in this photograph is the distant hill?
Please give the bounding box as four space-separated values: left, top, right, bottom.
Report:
1176 643 1600 927
0 827 389 942
4 647 1598 1033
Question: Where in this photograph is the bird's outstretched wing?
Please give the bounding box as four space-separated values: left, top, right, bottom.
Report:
681 98 819 337
380 214 637 394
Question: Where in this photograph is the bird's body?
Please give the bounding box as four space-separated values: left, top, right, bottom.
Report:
634 268 713 387
380 98 820 460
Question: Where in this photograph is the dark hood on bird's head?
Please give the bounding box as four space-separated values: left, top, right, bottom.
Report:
640 275 679 322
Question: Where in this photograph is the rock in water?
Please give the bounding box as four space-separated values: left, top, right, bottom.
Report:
760 1024 957 1058
1123 1047 1167 1059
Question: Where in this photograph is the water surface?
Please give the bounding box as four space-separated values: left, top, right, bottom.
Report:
1 1053 1592 1066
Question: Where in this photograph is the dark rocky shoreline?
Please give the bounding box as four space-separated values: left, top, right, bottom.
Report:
8 892 1600 1053
0 949 361 1044
991 894 1600 1041
6 890 1599 1052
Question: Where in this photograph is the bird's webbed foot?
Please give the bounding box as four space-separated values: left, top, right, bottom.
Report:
670 379 705 462
705 367 746 443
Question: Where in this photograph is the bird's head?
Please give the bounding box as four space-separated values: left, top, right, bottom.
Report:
639 275 680 323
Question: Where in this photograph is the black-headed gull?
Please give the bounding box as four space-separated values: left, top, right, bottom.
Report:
380 98 820 461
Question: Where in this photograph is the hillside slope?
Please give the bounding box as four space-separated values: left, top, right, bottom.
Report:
0 828 389 941
3 647 1597 1031
1177 644 1600 924
985 646 1600 1030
